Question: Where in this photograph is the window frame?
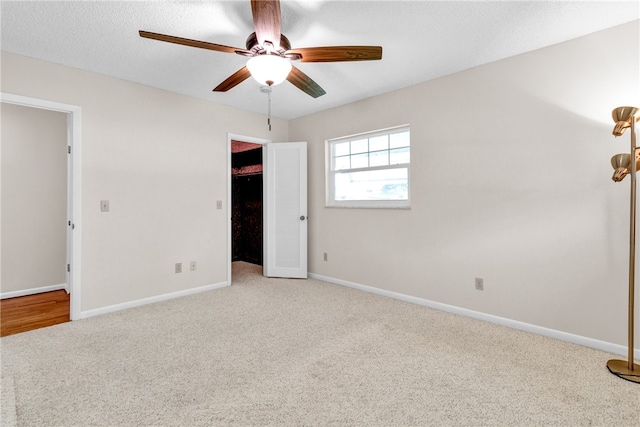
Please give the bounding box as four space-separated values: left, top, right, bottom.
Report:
326 125 411 209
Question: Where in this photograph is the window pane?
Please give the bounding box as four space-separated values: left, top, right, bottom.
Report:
351 139 368 154
334 168 408 201
334 155 350 171
369 135 388 152
390 147 410 164
369 149 389 167
390 131 410 149
328 126 410 207
334 141 350 157
351 152 369 169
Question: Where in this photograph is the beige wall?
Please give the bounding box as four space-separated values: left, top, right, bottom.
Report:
1 51 287 312
1 103 67 293
290 21 640 348
1 20 638 349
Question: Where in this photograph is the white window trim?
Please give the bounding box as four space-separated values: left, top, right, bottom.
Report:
326 125 410 209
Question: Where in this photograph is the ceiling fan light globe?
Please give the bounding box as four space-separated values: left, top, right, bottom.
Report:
247 55 292 87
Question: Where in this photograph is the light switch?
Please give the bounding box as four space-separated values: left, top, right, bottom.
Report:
100 200 110 212
217 200 223 210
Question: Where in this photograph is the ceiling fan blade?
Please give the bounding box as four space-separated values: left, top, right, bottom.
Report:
287 66 326 98
139 30 251 56
213 67 252 92
286 46 383 62
250 0 282 50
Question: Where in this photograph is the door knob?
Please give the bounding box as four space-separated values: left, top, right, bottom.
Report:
300 216 306 221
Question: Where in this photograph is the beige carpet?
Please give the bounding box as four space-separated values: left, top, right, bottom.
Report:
1 261 639 426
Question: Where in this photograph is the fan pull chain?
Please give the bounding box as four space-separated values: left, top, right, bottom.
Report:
267 88 272 132
261 86 273 132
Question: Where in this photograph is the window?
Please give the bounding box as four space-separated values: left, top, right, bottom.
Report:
327 125 410 208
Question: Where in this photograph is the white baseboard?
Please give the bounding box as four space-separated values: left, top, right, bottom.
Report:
309 273 640 359
0 283 67 300
78 281 230 319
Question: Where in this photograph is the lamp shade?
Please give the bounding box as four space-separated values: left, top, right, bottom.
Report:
246 55 292 86
612 106 640 137
611 153 631 169
610 153 640 182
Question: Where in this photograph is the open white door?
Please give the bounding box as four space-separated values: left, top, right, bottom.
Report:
263 142 307 278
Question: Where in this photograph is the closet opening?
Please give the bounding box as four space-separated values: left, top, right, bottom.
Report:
231 140 264 267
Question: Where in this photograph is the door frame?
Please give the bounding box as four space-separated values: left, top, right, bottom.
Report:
227 133 270 285
1 92 82 320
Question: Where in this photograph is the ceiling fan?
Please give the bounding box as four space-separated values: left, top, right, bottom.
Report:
139 0 382 98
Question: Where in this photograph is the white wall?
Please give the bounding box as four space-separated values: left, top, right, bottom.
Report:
290 21 640 348
1 103 67 293
1 51 287 313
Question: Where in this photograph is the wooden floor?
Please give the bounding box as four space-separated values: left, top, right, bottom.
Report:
1 290 70 337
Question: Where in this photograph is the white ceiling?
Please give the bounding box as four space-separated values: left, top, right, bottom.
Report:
1 1 638 120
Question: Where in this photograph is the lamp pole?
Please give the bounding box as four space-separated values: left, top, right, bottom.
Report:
608 106 640 383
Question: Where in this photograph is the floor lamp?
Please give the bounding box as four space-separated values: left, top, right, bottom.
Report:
609 106 640 383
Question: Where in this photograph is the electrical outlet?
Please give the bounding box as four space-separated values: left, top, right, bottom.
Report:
323 252 328 261
175 263 182 274
190 261 197 271
475 277 484 291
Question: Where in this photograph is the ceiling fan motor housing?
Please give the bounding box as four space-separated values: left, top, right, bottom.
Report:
245 32 291 56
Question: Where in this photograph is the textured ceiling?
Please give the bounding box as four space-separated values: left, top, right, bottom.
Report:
1 1 638 120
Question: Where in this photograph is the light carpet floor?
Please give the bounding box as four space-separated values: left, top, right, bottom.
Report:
1 261 639 426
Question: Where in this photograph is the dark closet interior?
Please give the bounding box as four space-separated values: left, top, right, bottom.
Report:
231 142 263 266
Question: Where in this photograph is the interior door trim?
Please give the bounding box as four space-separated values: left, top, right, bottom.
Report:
1 92 82 320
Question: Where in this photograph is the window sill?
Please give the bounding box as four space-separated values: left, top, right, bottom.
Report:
325 204 411 210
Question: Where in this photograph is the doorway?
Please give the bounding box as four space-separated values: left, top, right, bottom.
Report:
231 140 264 266
227 134 269 284
1 92 82 321
1 103 67 303
226 135 308 283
